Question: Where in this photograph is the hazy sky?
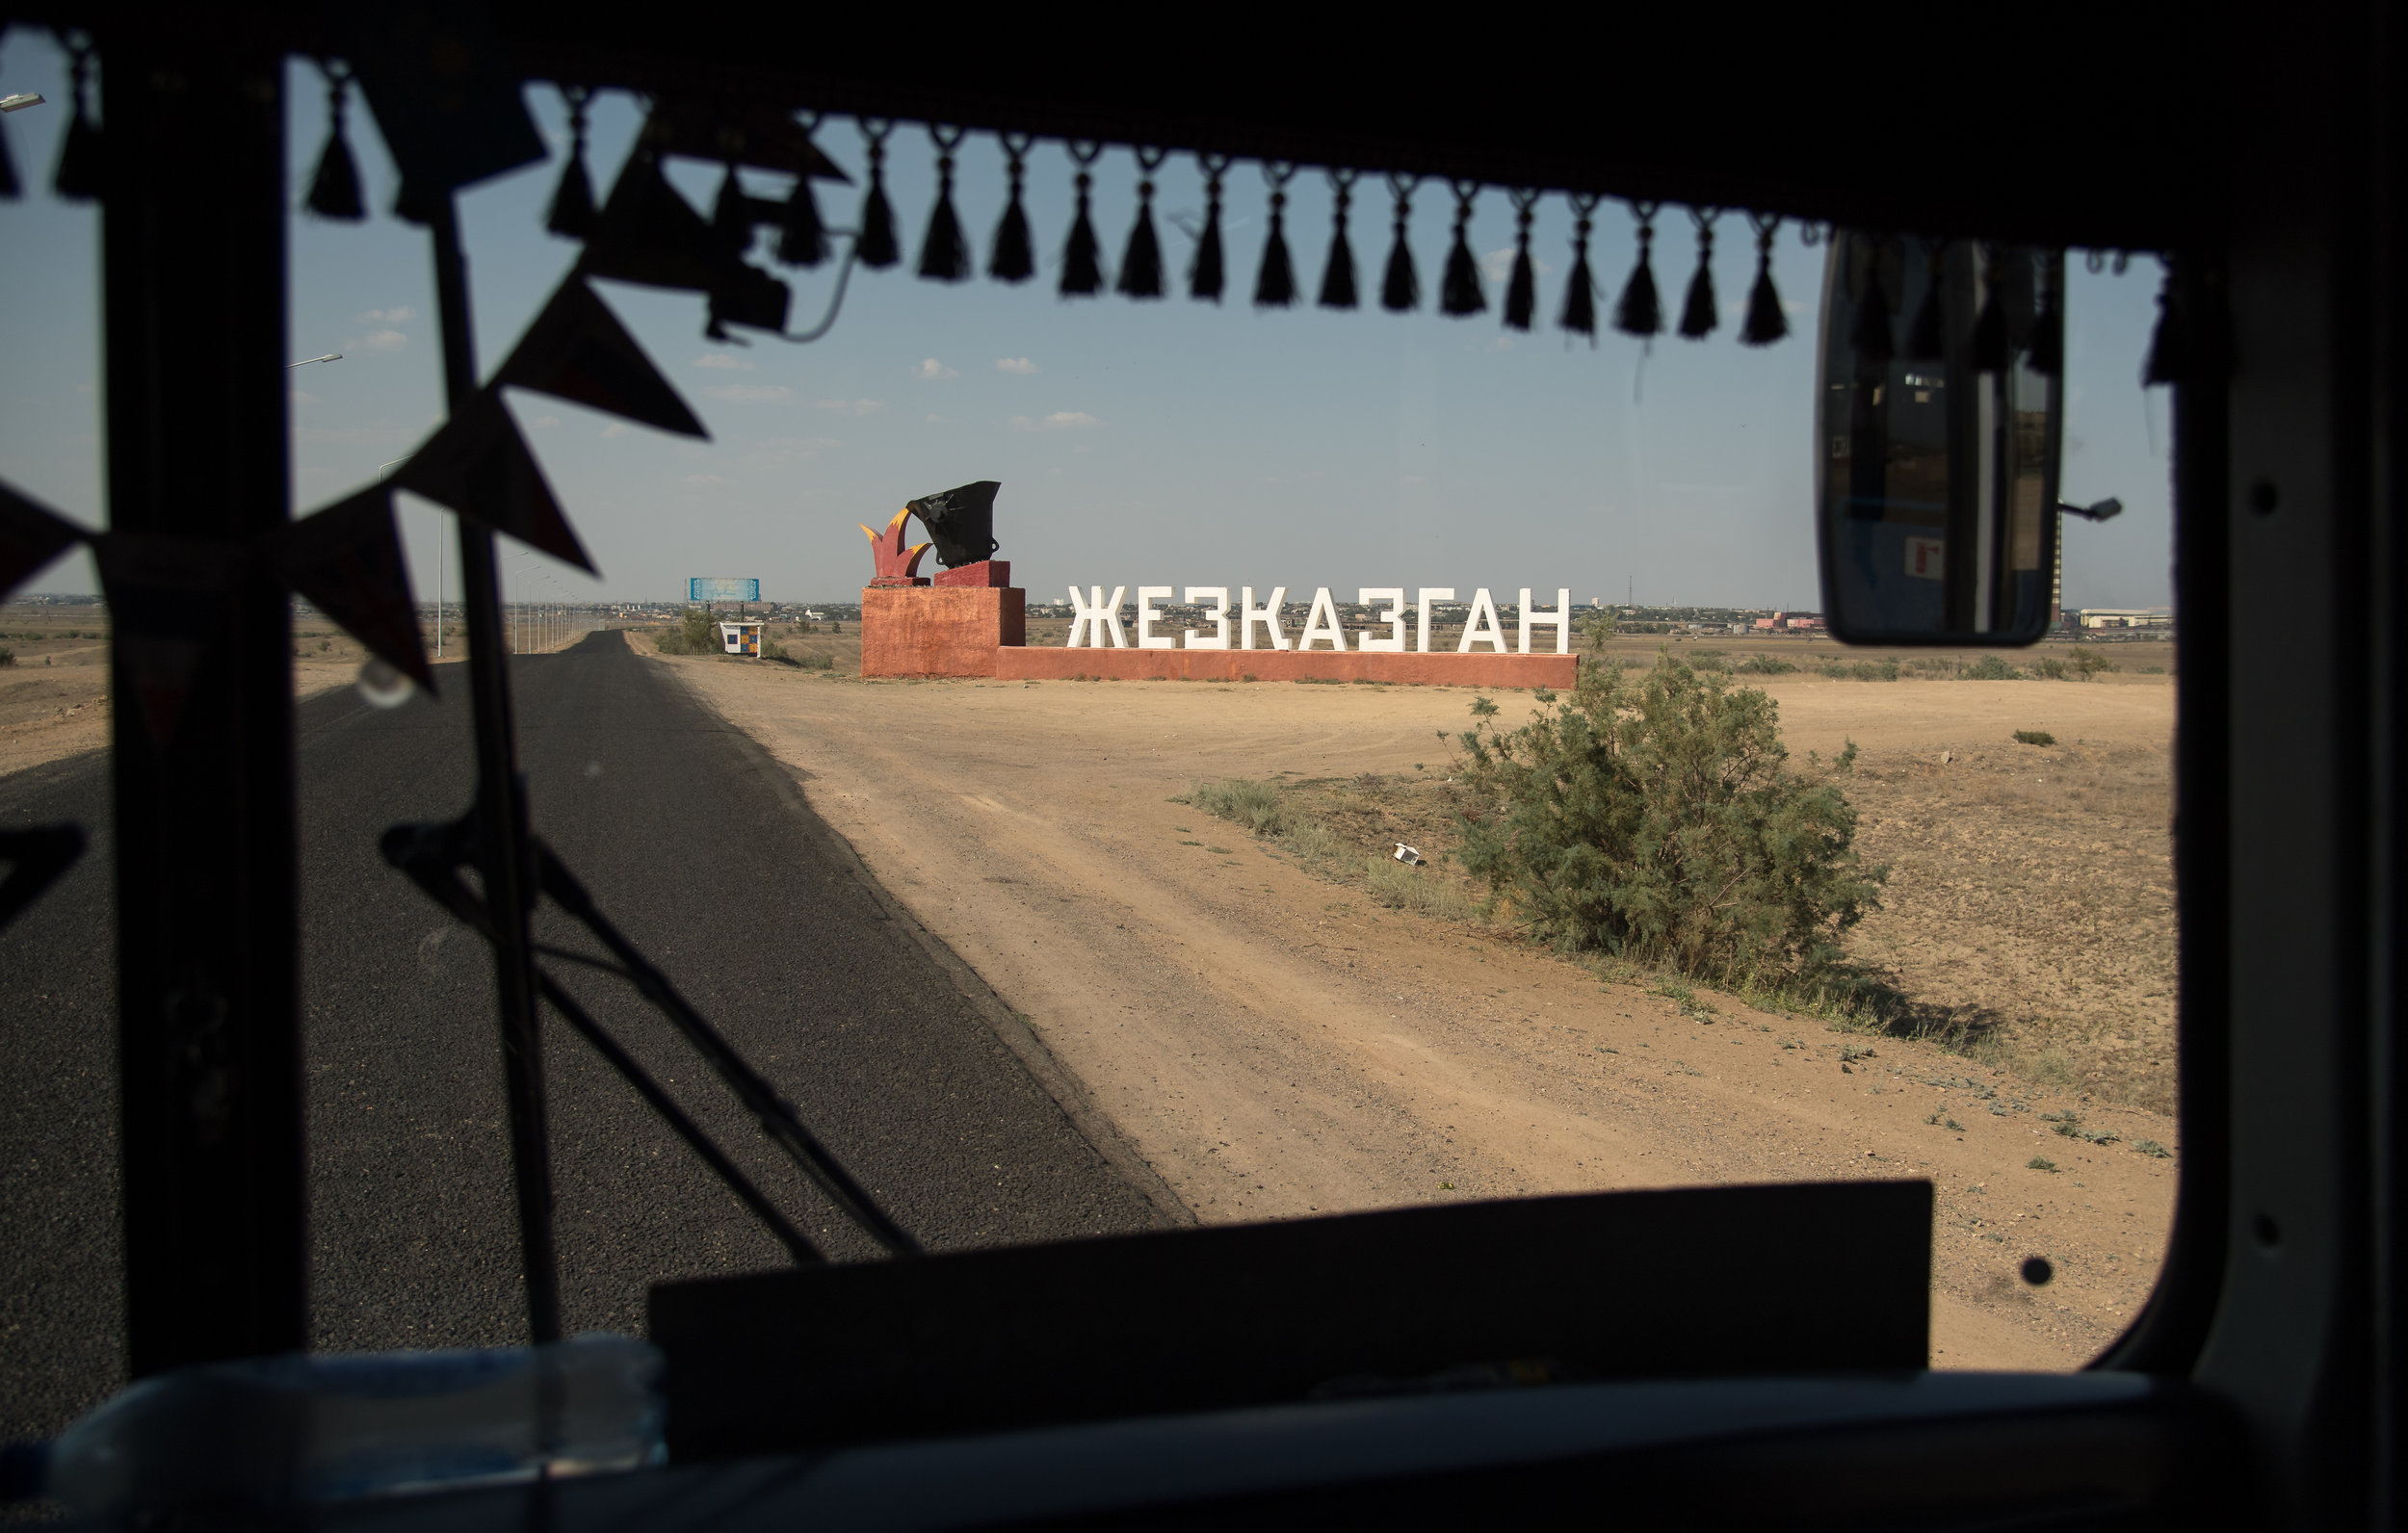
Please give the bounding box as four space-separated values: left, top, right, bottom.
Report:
0 34 2175 614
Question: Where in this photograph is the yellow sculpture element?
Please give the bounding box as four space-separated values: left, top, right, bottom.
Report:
859 507 932 583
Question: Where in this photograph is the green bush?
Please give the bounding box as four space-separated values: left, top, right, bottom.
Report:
2028 656 2068 680
1733 655 1796 675
2013 729 2055 746
0 647 13 668
653 608 719 655
1190 777 1289 836
1451 655 1884 982
797 651 834 671
1819 658 1899 682
2068 647 2116 680
1960 655 2023 680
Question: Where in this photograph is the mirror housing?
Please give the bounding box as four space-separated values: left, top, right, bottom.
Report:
1815 234 2064 645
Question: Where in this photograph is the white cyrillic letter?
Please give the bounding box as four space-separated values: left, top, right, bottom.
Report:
1137 586 1174 649
1520 587 1571 655
1358 588 1405 651
1185 586 1231 648
1416 587 1455 653
1458 588 1506 652
1066 585 1127 648
1241 586 1288 650
1296 587 1346 651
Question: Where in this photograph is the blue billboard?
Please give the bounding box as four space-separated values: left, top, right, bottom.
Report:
689 577 760 603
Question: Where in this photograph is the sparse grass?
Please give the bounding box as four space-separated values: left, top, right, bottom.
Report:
1819 658 1900 681
1190 777 1289 835
1960 655 2023 680
2133 1138 2173 1159
2028 1156 2058 1172
2013 729 2056 746
1733 655 1797 675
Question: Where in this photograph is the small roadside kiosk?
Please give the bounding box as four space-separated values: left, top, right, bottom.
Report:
716 621 763 657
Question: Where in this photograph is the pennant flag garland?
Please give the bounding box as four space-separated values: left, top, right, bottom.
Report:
493 276 707 439
1115 147 1167 299
545 87 598 240
1741 214 1790 348
581 143 741 294
1678 209 1719 339
1318 169 1359 310
1438 181 1485 317
0 479 88 597
1561 194 1600 339
336 3 544 220
1614 203 1662 338
1503 190 1538 331
302 62 367 221
1253 163 1296 308
1060 142 1106 297
989 135 1036 283
394 392 594 573
1381 175 1420 313
265 483 433 690
88 534 244 748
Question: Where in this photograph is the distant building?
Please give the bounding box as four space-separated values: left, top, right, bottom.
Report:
2077 608 2173 630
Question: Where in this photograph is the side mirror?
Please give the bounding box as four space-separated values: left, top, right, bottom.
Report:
1816 234 2064 644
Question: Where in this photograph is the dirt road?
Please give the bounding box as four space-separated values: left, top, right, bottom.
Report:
663 642 2180 1371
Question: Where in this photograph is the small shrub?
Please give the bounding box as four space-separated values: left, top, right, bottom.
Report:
2013 729 2056 746
1906 656 1957 677
2140 665 2167 675
2068 647 2116 680
2133 1138 2173 1159
1733 655 1796 675
2028 656 2068 680
797 652 834 671
0 648 13 668
1960 655 2022 680
1452 654 1884 983
653 608 719 655
2028 1156 2058 1172
1819 658 1899 682
1191 777 1289 836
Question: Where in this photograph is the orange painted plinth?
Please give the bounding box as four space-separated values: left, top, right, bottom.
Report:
861 586 1027 678
994 646 1578 689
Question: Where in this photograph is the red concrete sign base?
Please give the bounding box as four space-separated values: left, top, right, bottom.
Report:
994 646 1577 689
861 586 1027 677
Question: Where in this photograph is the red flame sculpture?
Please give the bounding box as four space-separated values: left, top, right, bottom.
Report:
859 507 931 586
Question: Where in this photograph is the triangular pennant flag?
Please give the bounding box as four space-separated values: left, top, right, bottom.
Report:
394 393 595 573
268 482 434 691
0 479 89 597
89 533 243 749
494 277 707 440
580 146 737 297
639 100 851 182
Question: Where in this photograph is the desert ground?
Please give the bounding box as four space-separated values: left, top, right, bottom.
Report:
2 609 2179 1371
657 624 2180 1371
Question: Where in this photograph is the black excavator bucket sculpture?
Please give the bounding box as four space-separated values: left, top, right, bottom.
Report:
905 480 1002 569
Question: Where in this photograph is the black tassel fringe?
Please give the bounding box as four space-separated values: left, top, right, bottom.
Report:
855 120 899 269
546 86 597 240
1741 213 1787 347
1439 181 1485 317
1677 211 1717 339
1503 190 1537 331
1318 169 1358 309
303 65 365 221
1561 195 1599 339
1969 247 2007 370
1614 204 1662 337
0 113 16 200
772 112 825 266
52 42 101 203
2028 251 2064 375
712 165 752 254
989 136 1034 283
1903 238 1946 359
1061 143 1105 296
917 127 969 281
1117 148 1165 299
1254 165 1296 307
1191 154 1227 301
1381 174 1420 312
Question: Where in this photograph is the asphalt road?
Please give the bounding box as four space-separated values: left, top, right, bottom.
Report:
0 633 1168 1443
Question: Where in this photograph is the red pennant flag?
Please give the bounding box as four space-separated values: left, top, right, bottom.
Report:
494 276 706 440
0 478 89 597
89 533 243 749
393 391 595 573
268 483 434 692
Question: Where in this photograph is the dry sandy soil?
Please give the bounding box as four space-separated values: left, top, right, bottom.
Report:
660 633 2182 1372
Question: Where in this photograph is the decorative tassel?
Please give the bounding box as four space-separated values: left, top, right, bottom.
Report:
1116 147 1166 299
1318 169 1359 309
2142 261 2183 383
1381 174 1421 312
1970 245 2008 370
1613 203 1662 338
1677 209 1718 339
545 86 597 240
712 163 752 254
917 125 969 281
1560 194 1599 339
1191 153 1228 301
1502 190 1538 330
52 39 101 203
1741 213 1787 347
1439 180 1485 317
1060 141 1106 296
854 119 899 269
0 111 17 200
1253 162 1296 307
988 134 1034 283
302 63 365 220
1845 233 1895 361
1903 237 1947 359
772 111 825 266
2028 250 2065 375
